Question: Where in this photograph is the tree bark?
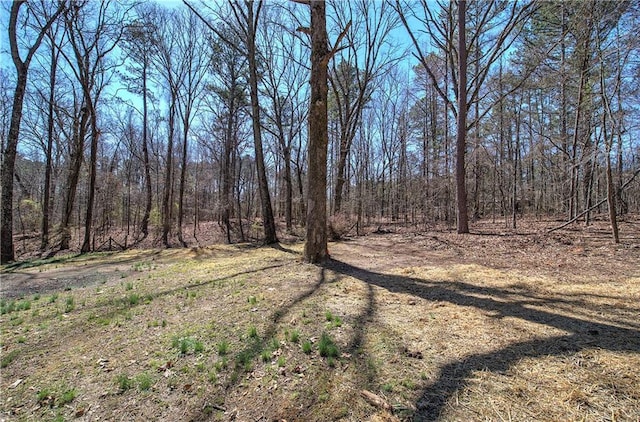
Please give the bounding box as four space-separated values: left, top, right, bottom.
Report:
81 113 99 253
162 100 177 247
304 0 330 263
455 0 469 234
140 58 152 240
60 107 89 250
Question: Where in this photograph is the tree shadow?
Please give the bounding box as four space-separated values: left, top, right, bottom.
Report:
326 258 640 421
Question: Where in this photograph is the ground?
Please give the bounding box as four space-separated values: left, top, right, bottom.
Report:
1 218 639 421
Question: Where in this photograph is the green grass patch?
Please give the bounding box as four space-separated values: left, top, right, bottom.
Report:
127 293 140 306
0 299 30 314
248 325 258 339
217 340 230 356
318 332 339 358
136 372 154 391
116 374 133 392
64 296 75 313
172 336 203 355
58 388 77 406
235 350 254 372
1 349 19 368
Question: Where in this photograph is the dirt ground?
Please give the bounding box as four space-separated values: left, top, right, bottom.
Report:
1 217 639 421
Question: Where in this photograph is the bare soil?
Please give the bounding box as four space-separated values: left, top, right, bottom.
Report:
1 218 639 421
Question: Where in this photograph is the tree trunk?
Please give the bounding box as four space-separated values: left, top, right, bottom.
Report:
1 70 28 264
304 0 330 263
60 107 89 250
162 100 176 247
81 112 99 253
455 0 469 234
246 1 278 244
283 145 293 232
177 119 189 247
41 37 58 251
140 58 152 240
2 0 64 263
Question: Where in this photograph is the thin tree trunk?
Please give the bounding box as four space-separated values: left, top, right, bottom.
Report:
246 1 278 244
41 38 58 251
177 120 189 247
0 71 27 264
60 107 89 250
140 59 152 240
81 113 99 253
162 100 176 247
2 0 64 264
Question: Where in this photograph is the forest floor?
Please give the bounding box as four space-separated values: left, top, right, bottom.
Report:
1 217 639 421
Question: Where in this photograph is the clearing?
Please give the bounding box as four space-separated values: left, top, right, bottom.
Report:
1 219 639 421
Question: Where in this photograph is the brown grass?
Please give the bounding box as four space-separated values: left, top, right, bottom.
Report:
1 219 639 421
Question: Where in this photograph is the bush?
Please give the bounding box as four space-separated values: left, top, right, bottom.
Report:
328 213 353 241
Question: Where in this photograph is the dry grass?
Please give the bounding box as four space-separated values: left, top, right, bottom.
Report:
1 221 639 421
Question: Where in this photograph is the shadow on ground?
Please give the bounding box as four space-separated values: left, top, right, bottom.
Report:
326 258 640 421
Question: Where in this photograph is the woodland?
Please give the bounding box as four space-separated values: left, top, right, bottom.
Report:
1 2 640 421
0 0 638 264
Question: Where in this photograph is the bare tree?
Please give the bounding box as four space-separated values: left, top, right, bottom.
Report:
293 0 350 263
62 0 126 253
185 0 278 244
394 0 538 233
40 20 65 251
260 4 309 232
328 0 401 216
2 0 66 264
151 9 187 247
175 11 210 247
121 4 160 242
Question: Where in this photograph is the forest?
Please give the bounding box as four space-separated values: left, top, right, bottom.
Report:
1 0 639 262
1 2 640 421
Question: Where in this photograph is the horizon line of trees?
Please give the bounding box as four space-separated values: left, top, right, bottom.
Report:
1 0 639 263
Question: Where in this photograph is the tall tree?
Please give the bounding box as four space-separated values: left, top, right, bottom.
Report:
175 11 210 247
395 0 538 233
40 20 64 251
260 4 308 232
2 0 66 264
302 0 330 263
294 0 350 263
152 8 186 247
63 0 125 253
121 4 159 242
185 0 278 244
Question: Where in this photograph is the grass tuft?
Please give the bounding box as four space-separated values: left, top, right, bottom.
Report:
318 332 339 358
217 340 229 356
116 374 133 392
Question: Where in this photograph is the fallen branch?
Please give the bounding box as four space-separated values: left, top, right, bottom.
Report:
360 390 392 411
548 167 640 233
